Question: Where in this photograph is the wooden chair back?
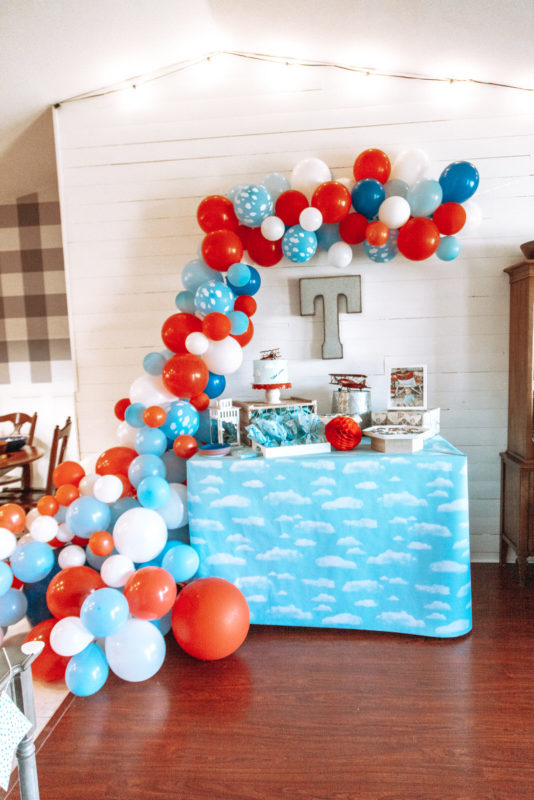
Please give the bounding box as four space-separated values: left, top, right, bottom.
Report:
0 412 38 444
44 417 72 495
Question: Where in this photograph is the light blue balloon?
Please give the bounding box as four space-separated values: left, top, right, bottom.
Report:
227 262 251 287
150 609 172 636
81 587 129 637
226 265 260 297
54 505 67 524
134 426 167 456
233 184 273 227
137 476 171 509
10 541 54 583
161 543 200 583
108 496 139 528
436 235 461 261
194 280 235 315
0 562 13 597
154 484 187 531
384 179 409 199
315 223 340 251
227 310 249 335
85 545 111 571
65 643 109 697
143 352 166 376
261 172 290 202
127 454 166 489
226 183 248 203
364 230 399 263
282 225 318 263
161 400 199 440
124 402 146 428
175 290 196 314
160 450 187 484
181 259 224 293
66 497 111 538
407 179 443 217
105 618 166 682
0 588 28 626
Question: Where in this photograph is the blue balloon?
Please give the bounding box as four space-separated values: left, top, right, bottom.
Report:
439 161 479 203
407 179 443 217
281 225 318 263
226 183 248 203
10 541 55 583
150 610 172 636
108 496 139 528
351 179 385 218
0 561 13 598
160 450 187 484
124 402 146 428
385 179 409 199
128 453 166 489
0 588 28 627
161 543 200 583
196 409 213 442
161 400 199 439
54 505 67 524
143 352 166 376
261 172 290 201
65 643 109 697
23 553 61 625
134 426 167 456
436 235 461 261
85 545 111 571
181 259 224 293
364 230 399 263
315 223 340 251
174 290 196 314
80 587 129 638
227 310 249 335
194 280 235 315
66 496 111 538
227 262 251 287
204 372 225 400
226 265 261 297
234 184 273 227
137 476 171 509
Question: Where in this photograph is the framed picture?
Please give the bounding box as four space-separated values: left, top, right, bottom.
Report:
386 364 427 410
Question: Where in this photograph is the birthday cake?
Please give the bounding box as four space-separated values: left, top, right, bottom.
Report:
252 349 291 390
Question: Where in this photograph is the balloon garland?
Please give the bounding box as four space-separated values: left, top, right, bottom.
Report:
0 147 480 695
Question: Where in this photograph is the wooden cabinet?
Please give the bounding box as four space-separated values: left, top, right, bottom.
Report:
500 258 534 583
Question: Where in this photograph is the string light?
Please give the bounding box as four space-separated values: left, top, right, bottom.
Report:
54 49 534 107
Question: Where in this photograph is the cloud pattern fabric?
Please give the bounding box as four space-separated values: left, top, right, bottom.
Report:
187 436 472 638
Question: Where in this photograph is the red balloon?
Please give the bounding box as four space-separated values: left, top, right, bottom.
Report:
365 220 389 246
162 354 209 398
353 148 391 184
0 504 26 534
37 495 60 517
88 530 114 557
197 195 239 233
339 212 368 245
24 620 70 682
201 229 244 272
325 417 362 451
202 312 231 341
95 446 137 477
171 577 250 661
236 224 251 251
161 313 202 354
311 181 351 224
55 483 80 507
246 227 283 267
173 434 198 459
397 217 440 261
143 405 167 428
432 202 466 235
46 566 105 619
231 319 254 347
114 397 130 421
52 461 85 488
233 295 257 317
275 190 308 225
124 567 177 621
190 392 210 412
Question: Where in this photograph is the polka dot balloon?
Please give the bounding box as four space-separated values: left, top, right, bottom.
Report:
194 280 235 315
234 184 273 227
281 225 318 263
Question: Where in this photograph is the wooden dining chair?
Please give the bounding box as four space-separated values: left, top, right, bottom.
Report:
0 412 38 491
0 417 72 511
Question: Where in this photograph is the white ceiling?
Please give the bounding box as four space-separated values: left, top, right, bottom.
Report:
0 0 533 194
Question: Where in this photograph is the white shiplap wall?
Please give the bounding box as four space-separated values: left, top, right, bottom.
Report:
53 54 534 561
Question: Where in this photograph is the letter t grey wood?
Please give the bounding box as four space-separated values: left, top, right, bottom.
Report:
299 275 362 359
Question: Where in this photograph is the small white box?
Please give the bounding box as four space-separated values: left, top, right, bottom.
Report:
363 425 428 453
254 441 332 459
371 407 440 438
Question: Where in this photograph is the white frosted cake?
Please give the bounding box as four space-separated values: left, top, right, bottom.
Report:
252 357 290 387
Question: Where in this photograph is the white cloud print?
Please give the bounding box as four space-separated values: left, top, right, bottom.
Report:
435 619 470 635
343 460 381 474
311 476 336 486
199 475 223 485
354 481 378 490
295 538 316 547
267 605 312 620
410 522 451 538
226 533 251 543
377 610 425 628
301 460 335 471
257 547 302 561
264 490 311 506
312 489 333 497
211 494 250 508
243 479 264 488
337 536 363 546
427 477 454 488
417 461 453 473
205 553 246 565
437 499 469 512
367 550 415 565
315 556 357 569
408 542 431 550
232 516 265 527
322 497 364 510
295 520 335 534
322 613 363 626
191 519 224 531
343 519 377 528
380 491 428 507
343 580 379 592
431 560 469 573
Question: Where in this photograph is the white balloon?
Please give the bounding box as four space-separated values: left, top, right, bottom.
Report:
116 420 138 448
290 157 332 198
49 616 94 657
58 544 86 569
260 216 285 241
113 507 167 563
155 482 188 530
78 474 100 496
129 373 175 406
94 474 123 504
378 196 411 229
105 618 165 682
0 528 17 560
328 241 353 269
24 508 40 530
30 515 58 543
390 148 430 186
56 522 74 543
17 533 34 546
185 331 210 356
299 207 323 232
202 337 243 375
100 553 135 588
335 176 354 191
462 200 483 232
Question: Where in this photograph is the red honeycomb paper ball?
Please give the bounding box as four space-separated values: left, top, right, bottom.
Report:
325 416 362 451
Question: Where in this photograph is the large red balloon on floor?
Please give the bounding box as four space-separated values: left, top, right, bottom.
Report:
46 566 105 619
162 354 209 398
171 577 250 660
397 217 440 261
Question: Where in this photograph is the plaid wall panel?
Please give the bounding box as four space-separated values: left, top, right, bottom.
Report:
0 193 73 385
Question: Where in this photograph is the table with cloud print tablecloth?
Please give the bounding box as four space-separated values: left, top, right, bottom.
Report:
186 436 472 638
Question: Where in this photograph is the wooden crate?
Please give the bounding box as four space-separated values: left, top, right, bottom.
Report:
233 397 317 446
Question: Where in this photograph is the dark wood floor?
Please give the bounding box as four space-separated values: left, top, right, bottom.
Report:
4 563 534 800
